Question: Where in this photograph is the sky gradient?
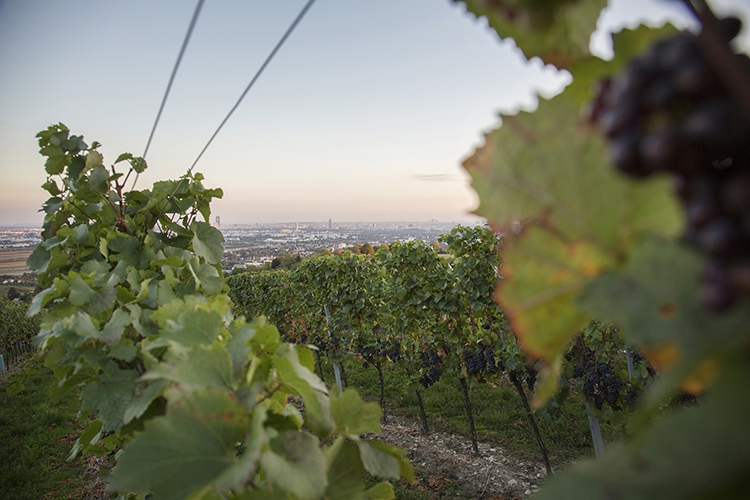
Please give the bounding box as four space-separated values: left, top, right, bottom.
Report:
1 0 748 225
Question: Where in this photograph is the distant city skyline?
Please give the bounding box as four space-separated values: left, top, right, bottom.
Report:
2 1 748 226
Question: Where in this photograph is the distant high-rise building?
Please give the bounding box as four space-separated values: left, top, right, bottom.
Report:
328 218 332 230
215 216 220 228
295 222 299 232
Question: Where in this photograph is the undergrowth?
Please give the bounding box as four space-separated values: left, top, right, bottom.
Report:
0 367 91 500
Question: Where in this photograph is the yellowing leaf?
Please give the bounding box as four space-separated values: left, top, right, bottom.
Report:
642 343 681 373
464 97 682 253
681 358 720 395
497 225 611 362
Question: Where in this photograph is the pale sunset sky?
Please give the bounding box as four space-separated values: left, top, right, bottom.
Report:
1 0 748 225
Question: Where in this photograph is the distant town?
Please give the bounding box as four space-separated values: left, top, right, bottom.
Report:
0 219 476 276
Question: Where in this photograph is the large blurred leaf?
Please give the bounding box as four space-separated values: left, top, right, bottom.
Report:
464 96 682 251
457 0 607 68
533 361 750 499
579 238 750 367
330 388 382 437
260 431 327 500
108 390 248 500
565 24 681 106
464 94 681 364
80 369 139 431
323 437 365 500
497 225 610 360
357 441 414 482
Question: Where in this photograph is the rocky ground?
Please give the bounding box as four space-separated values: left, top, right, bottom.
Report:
371 414 549 499
78 410 550 499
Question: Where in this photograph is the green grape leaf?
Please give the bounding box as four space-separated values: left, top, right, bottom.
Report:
330 388 382 437
99 308 132 344
214 408 269 491
188 257 223 295
364 482 395 499
68 418 103 461
130 156 147 173
69 275 97 306
274 346 329 428
115 152 133 164
458 0 607 68
533 361 750 500
42 196 64 215
322 437 365 500
226 322 256 377
88 164 110 193
192 221 225 265
80 369 139 431
42 179 61 196
86 150 103 169
143 343 234 393
44 150 67 175
357 441 413 482
109 390 248 500
27 245 52 274
146 302 223 351
122 379 168 425
578 238 750 366
260 431 328 500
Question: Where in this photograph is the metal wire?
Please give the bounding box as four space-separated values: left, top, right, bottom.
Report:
187 0 318 173
143 0 206 160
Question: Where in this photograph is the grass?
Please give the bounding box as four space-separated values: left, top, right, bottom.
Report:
0 367 92 500
320 356 620 467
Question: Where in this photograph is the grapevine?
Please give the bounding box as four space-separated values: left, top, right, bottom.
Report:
23 124 412 500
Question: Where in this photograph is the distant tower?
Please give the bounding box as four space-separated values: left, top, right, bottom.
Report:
215 216 221 228
295 222 299 232
328 218 332 230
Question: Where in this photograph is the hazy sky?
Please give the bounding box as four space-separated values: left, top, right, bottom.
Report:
1 0 748 225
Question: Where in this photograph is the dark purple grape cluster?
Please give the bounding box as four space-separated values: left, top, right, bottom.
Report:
463 344 504 377
525 364 538 392
419 350 443 388
311 334 326 352
568 339 626 410
591 17 750 310
358 340 401 369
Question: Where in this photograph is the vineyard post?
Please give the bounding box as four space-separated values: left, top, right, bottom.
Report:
626 348 635 380
586 403 606 460
324 304 343 392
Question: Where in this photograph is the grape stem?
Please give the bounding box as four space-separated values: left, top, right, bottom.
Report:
681 0 750 120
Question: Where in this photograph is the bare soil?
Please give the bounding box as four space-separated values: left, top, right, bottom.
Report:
80 414 549 499
371 414 549 499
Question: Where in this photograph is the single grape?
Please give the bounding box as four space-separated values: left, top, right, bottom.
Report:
610 132 650 177
639 129 682 171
